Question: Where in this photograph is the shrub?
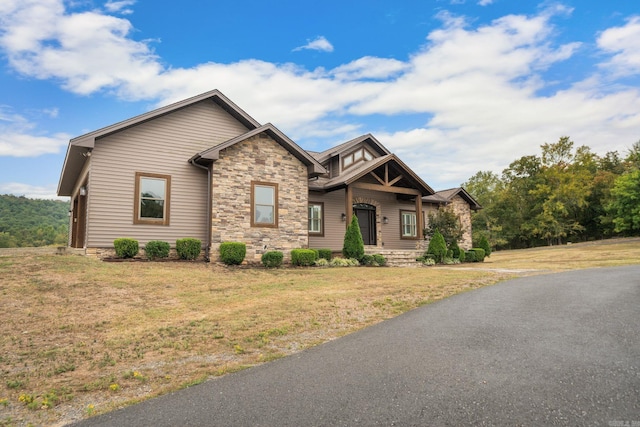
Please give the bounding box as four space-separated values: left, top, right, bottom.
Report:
449 240 462 259
342 215 365 261
261 251 283 268
176 238 202 260
218 241 246 265
416 256 435 266
372 254 387 266
478 235 492 257
315 258 330 267
144 240 170 260
316 248 332 261
114 238 139 259
291 249 318 266
471 248 486 262
426 229 447 263
458 249 466 263
361 254 374 266
330 257 359 267
465 250 476 262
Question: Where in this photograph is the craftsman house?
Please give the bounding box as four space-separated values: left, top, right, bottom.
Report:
58 89 480 262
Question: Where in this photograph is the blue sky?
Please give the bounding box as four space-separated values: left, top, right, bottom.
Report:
0 0 639 199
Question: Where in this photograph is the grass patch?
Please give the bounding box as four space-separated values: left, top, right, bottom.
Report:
1 238 639 425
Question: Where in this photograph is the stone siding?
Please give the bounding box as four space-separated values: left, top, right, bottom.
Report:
448 195 473 249
210 133 309 263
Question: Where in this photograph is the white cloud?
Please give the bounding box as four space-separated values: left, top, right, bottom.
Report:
293 36 334 52
478 0 494 5
1 1 639 189
597 16 640 77
0 182 65 200
0 107 70 156
104 0 136 15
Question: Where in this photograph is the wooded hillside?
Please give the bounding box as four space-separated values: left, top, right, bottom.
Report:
0 194 69 247
464 138 640 250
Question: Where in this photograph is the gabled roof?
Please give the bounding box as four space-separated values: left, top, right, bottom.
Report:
191 123 326 177
58 90 261 196
309 153 434 196
311 134 391 164
423 187 482 210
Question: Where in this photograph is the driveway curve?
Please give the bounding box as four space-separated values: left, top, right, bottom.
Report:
74 265 640 426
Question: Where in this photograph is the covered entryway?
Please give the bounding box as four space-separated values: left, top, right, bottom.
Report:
353 203 376 245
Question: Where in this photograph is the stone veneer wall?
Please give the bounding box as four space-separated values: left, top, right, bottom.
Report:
448 195 473 249
210 133 309 263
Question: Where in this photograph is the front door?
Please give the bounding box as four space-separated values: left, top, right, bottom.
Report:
353 203 376 245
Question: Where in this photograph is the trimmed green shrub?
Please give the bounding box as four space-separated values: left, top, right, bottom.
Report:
218 241 245 265
342 215 365 261
361 254 374 266
471 248 486 262
114 238 139 259
478 235 492 257
261 251 283 268
372 254 387 266
176 238 202 260
465 250 476 262
426 229 447 263
316 248 332 261
145 240 170 260
291 249 318 266
458 248 466 263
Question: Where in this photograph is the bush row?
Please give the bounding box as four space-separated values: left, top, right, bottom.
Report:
113 237 202 260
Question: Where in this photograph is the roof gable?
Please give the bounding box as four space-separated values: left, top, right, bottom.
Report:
58 90 261 196
423 187 482 210
192 123 326 177
311 134 391 164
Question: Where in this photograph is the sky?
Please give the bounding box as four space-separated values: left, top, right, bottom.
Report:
0 0 639 200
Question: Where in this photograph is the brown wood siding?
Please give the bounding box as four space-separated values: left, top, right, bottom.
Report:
308 190 346 250
86 100 250 248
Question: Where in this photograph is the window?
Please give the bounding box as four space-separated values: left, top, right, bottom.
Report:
342 147 375 171
251 181 278 227
308 202 324 236
134 172 171 225
401 210 417 239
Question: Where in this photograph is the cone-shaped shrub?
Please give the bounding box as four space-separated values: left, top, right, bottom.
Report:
342 215 364 261
427 229 447 264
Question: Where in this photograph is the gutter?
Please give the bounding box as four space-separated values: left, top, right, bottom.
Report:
189 158 212 262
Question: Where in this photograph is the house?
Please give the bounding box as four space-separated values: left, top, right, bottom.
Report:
57 89 481 262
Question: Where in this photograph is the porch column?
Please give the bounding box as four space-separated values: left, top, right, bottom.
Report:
415 194 423 239
345 185 353 229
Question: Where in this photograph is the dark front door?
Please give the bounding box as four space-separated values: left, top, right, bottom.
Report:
353 203 376 245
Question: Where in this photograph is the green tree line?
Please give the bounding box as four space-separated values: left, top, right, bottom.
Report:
0 194 69 248
463 137 640 250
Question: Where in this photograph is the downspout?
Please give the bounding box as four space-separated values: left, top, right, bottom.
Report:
189 159 212 262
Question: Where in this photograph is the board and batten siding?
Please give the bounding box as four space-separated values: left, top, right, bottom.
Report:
86 100 250 248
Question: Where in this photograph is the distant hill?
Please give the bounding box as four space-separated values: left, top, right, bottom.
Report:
0 194 69 247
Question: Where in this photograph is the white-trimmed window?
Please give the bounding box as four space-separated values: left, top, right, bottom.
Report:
342 147 375 171
308 202 324 236
401 210 417 239
251 181 278 227
134 172 170 225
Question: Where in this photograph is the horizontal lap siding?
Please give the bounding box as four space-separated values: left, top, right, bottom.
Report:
309 190 346 251
87 100 250 248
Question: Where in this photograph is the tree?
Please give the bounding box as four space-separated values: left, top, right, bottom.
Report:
463 171 506 249
606 169 640 234
477 235 491 257
424 207 463 247
342 215 365 260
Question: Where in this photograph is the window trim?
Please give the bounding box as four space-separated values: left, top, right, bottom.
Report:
251 181 279 228
308 202 324 236
134 172 171 226
400 210 418 240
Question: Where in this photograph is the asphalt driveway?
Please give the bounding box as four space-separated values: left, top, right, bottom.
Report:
74 265 640 426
